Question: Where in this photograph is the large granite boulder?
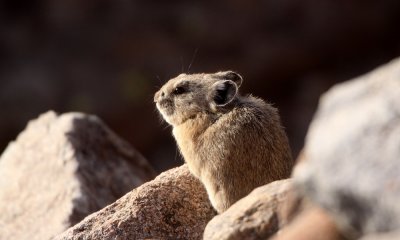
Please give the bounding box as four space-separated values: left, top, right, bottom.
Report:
293 58 400 238
0 111 156 240
55 165 216 240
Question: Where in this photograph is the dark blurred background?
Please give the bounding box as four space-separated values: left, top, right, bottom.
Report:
1 0 400 172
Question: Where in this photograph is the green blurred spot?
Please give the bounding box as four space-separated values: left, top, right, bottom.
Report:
68 94 94 112
120 71 150 104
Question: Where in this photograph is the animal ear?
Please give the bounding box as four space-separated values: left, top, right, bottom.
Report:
217 71 243 88
211 80 238 106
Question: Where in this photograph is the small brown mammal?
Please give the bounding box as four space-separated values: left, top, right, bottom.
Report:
154 71 293 213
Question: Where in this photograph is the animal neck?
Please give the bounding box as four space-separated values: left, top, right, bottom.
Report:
172 112 214 142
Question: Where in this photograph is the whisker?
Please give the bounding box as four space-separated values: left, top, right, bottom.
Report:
180 56 184 73
187 47 199 73
155 74 162 84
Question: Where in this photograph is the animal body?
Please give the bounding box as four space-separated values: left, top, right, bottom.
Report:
154 71 293 213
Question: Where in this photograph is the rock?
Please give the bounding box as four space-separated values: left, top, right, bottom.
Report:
55 165 216 240
273 206 344 240
293 58 400 237
360 231 400 240
204 179 298 240
0 111 156 240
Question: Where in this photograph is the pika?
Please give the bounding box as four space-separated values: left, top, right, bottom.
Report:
154 71 293 213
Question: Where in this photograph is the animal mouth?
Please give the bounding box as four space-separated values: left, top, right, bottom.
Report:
157 100 174 116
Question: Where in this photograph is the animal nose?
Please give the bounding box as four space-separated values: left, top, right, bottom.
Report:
154 92 159 102
154 90 165 102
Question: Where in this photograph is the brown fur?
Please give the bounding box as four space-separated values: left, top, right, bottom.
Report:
154 71 293 213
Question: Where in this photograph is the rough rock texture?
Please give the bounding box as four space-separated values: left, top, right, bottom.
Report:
0 111 156 240
293 57 400 238
55 165 216 240
204 179 298 240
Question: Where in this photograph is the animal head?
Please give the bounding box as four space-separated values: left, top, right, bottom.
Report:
154 71 243 126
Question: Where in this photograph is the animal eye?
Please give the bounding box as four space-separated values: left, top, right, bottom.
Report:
173 86 186 95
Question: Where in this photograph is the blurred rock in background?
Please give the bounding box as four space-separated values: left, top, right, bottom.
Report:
1 0 400 172
0 111 156 240
293 57 400 239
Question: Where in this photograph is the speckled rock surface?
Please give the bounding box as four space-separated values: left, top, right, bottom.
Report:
55 165 216 240
0 111 156 240
293 58 400 238
204 179 297 240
